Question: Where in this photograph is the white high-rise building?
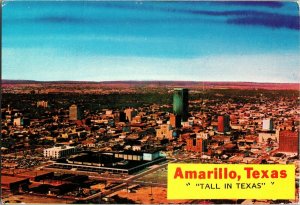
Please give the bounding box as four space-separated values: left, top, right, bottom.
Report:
262 118 273 131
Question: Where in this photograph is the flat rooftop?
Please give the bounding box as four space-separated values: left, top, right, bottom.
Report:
16 170 54 178
44 145 75 151
1 175 29 185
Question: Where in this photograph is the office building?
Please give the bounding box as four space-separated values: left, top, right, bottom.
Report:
124 108 137 122
69 104 82 121
218 115 230 133
169 114 181 128
119 111 127 122
43 145 77 159
156 124 173 140
37 100 48 108
278 130 299 154
173 88 189 121
262 118 274 131
13 117 22 126
186 138 207 153
258 130 278 143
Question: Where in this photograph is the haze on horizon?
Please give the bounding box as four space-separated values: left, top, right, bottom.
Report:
2 1 300 83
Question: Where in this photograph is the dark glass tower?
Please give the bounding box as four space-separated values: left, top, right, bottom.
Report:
173 88 189 121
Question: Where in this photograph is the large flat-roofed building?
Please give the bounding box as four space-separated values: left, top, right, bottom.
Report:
46 150 165 174
16 170 54 181
173 88 189 121
1 175 30 194
44 145 77 159
114 150 162 161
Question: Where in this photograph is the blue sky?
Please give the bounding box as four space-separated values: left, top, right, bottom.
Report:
2 1 300 82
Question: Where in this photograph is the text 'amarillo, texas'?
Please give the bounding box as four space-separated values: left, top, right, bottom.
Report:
168 164 295 200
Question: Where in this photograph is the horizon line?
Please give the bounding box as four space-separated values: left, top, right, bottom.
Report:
2 79 299 84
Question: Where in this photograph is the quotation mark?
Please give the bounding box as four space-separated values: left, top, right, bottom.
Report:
186 182 190 186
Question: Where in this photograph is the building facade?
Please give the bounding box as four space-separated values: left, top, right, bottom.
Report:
69 104 82 121
124 108 137 122
278 130 299 153
156 124 173 140
186 138 207 153
218 115 230 133
169 114 181 128
37 100 48 108
43 146 77 159
262 118 274 131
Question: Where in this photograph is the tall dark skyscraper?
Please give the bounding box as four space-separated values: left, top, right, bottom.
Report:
173 88 189 121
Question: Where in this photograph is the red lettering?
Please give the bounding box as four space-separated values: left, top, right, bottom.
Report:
219 168 222 179
207 171 213 179
198 171 206 179
229 171 237 179
224 168 228 179
214 168 218 179
271 170 279 178
280 170 287 178
174 167 183 179
244 167 253 178
252 170 260 178
261 170 269 178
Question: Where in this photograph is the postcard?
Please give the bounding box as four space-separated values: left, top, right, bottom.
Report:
1 1 299 204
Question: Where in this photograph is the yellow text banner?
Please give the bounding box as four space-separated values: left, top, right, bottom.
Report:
167 164 295 199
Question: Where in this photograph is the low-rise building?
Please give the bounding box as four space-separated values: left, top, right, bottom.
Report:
156 124 173 140
43 145 77 159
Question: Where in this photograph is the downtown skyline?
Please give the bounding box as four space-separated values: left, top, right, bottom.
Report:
2 1 300 83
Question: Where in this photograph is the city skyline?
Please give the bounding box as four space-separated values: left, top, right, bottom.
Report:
2 1 300 83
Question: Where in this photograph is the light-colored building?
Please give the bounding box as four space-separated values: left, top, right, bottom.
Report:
13 117 22 126
114 152 142 161
43 146 77 159
105 110 113 115
124 108 137 122
258 130 279 143
143 151 161 161
114 150 162 161
196 132 209 140
132 145 142 151
156 124 173 140
69 104 82 121
37 101 48 108
262 118 273 131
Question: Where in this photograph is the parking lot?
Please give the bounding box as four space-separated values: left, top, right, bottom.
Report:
2 194 74 204
138 167 167 185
